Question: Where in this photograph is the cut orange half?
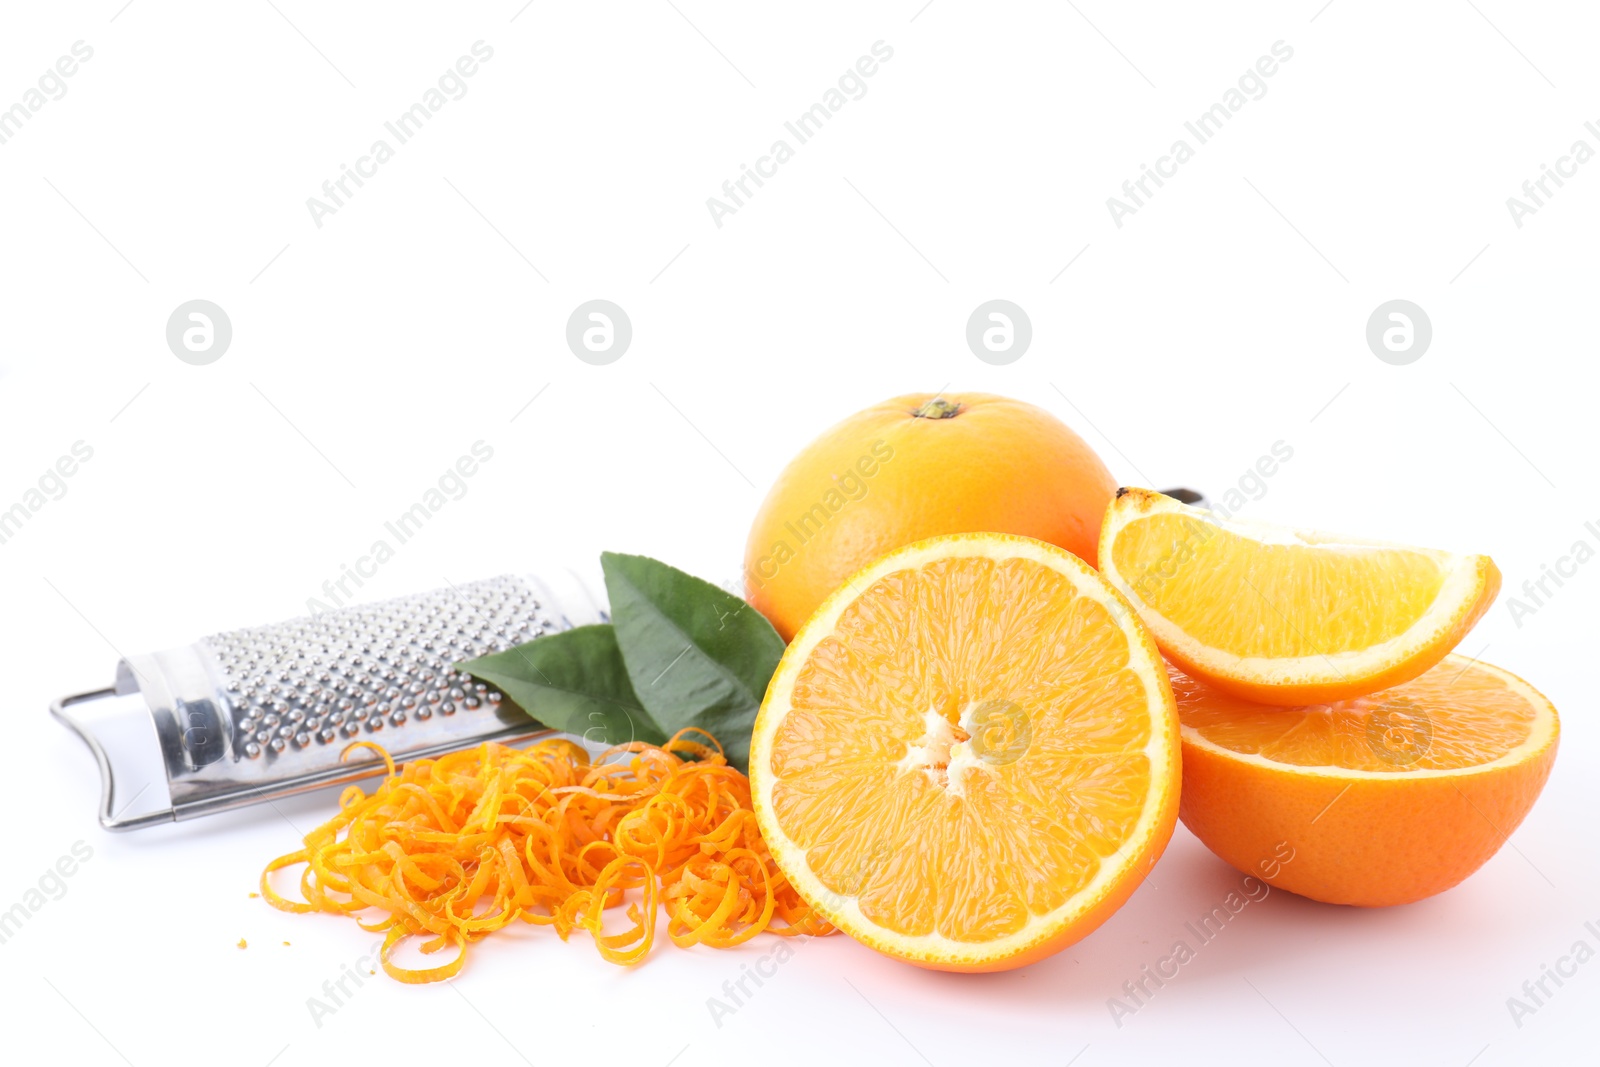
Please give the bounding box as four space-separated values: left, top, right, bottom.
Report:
1175 655 1559 906
749 533 1179 972
1099 487 1501 704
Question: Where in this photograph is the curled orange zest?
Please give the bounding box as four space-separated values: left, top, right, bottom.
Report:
260 729 831 981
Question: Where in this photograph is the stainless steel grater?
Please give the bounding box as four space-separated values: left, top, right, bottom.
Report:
51 572 606 831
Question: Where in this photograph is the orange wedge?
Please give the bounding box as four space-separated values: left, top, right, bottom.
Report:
1175 656 1559 906
1098 487 1501 704
749 533 1180 971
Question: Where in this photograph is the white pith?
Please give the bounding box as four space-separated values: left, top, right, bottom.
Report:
749 534 1178 966
895 707 988 797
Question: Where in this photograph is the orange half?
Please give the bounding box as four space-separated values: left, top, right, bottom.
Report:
750 533 1179 971
1099 488 1500 704
1176 655 1559 906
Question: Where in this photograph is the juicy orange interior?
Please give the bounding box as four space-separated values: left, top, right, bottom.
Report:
1111 512 1446 658
767 555 1157 943
1173 660 1536 772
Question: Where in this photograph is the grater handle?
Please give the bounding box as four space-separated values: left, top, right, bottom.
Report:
50 687 177 832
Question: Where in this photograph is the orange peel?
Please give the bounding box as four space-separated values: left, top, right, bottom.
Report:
261 729 830 981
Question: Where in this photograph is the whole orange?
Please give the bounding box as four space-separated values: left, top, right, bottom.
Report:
744 393 1116 641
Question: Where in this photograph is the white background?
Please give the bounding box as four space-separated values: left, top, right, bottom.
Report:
2 2 1597 1064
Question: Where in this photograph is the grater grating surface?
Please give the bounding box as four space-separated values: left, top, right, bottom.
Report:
51 572 606 830
213 575 549 759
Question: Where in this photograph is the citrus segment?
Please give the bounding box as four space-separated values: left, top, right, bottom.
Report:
1174 656 1559 907
1098 487 1501 704
751 533 1179 971
1111 510 1448 658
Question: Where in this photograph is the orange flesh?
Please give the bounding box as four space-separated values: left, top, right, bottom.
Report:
1174 660 1537 772
767 555 1158 943
1111 513 1446 658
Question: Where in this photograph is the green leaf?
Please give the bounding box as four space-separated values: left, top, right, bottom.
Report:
456 624 667 749
601 551 785 771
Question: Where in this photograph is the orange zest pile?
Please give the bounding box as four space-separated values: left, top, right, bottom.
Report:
260 730 831 983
